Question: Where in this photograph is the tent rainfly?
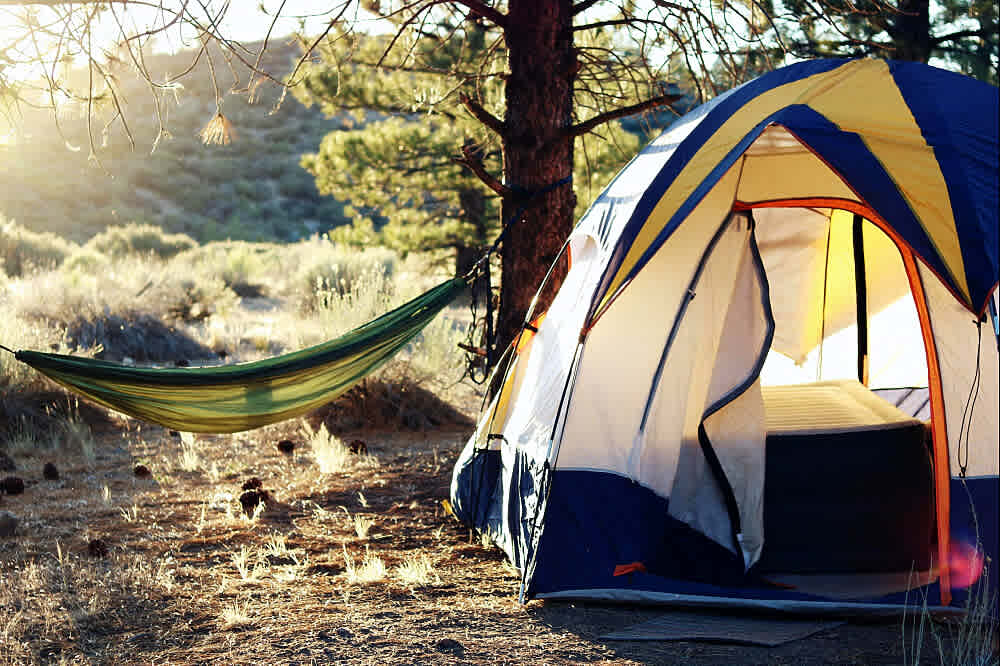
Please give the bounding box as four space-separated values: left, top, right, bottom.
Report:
450 58 999 612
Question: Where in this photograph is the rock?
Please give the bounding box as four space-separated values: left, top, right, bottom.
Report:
133 464 152 479
239 488 270 516
0 511 18 537
435 638 464 655
0 451 15 472
348 439 368 455
88 538 109 558
276 440 296 455
43 463 59 480
1 476 25 495
241 477 263 491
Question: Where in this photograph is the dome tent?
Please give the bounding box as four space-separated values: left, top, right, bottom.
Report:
450 58 998 611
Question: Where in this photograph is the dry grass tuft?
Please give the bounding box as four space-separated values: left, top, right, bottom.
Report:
396 554 437 587
231 545 270 582
342 545 386 584
341 508 374 539
304 422 350 474
903 544 998 665
178 432 202 472
219 599 255 630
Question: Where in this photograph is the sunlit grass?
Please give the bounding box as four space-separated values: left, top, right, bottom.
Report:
219 599 255 630
395 554 437 587
342 545 386 584
304 422 350 474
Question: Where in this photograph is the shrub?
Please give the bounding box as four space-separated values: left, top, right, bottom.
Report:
61 248 111 274
0 218 78 277
295 238 398 315
84 223 197 260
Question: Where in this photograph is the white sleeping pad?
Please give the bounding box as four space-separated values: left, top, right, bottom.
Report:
763 379 924 436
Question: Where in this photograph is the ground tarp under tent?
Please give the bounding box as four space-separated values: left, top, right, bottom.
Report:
450 58 999 613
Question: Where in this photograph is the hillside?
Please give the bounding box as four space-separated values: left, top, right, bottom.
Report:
1 40 350 244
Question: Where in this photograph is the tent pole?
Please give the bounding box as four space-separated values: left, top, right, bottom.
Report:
852 214 870 386
901 248 952 606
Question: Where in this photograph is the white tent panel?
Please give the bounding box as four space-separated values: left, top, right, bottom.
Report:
665 241 770 565
637 217 750 495
755 208 926 385
754 207 832 363
498 235 604 462
920 264 1000 476
554 163 742 478
760 295 928 389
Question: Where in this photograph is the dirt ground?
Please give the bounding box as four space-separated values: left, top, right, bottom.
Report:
0 402 975 665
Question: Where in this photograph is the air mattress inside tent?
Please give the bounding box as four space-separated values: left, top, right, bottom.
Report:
756 380 935 575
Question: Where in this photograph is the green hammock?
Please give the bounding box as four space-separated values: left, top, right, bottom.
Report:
10 277 469 434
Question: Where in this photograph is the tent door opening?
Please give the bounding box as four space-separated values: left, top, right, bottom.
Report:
749 206 936 598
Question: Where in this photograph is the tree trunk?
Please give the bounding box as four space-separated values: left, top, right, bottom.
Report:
497 0 576 360
456 186 488 276
456 186 491 312
890 0 932 61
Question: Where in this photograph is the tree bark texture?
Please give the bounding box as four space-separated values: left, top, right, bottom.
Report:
890 0 932 61
498 0 576 359
456 186 488 277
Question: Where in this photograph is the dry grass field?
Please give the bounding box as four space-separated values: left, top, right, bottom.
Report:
2 405 958 666
0 230 991 665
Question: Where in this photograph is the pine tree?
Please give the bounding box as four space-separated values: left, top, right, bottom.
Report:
773 0 998 83
295 24 647 278
292 3 701 358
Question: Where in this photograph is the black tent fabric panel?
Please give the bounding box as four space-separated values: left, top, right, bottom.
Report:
756 423 934 573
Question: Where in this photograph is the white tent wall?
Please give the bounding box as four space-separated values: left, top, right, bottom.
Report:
497 234 603 462
554 164 742 479
753 207 833 365
755 209 927 388
919 263 1000 477
555 164 776 567
637 218 754 555
667 240 771 568
481 233 606 565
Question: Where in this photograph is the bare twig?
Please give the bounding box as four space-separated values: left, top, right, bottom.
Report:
453 143 511 198
564 92 680 139
458 92 504 135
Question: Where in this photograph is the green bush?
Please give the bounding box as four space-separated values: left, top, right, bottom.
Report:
84 223 197 260
61 248 112 274
295 239 398 313
0 218 78 277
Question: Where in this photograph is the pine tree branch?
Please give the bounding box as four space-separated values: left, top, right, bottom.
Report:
650 0 693 13
572 0 602 15
564 93 680 139
453 144 511 198
451 0 507 28
574 19 641 31
931 27 992 45
459 92 506 135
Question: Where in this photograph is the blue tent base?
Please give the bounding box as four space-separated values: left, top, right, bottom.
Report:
516 470 997 612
